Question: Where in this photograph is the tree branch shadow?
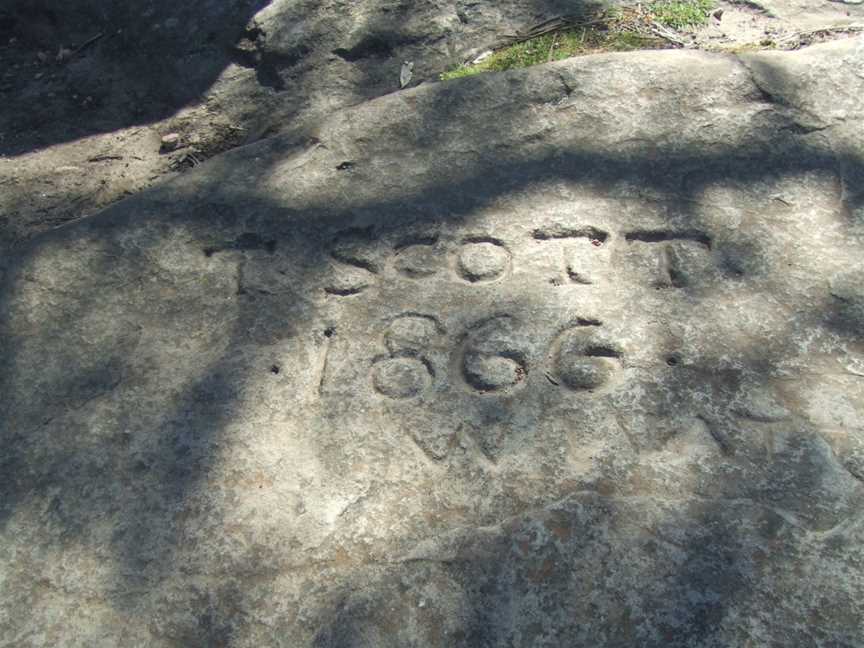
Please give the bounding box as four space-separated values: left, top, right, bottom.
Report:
1 45 863 644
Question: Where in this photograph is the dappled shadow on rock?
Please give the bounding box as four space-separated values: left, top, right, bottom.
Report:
0 0 598 157
310 494 860 647
0 0 271 156
0 40 864 645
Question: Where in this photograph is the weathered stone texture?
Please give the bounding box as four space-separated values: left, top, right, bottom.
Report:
1 38 864 647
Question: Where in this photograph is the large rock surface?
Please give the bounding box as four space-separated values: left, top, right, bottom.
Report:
2 38 864 646
4 0 863 253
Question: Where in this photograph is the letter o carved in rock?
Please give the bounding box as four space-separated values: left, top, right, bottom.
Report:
456 240 511 283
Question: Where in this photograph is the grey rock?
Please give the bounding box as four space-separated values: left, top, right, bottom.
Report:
5 0 863 259
2 38 864 646
400 61 414 89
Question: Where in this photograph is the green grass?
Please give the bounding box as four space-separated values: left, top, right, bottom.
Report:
440 28 666 81
648 0 715 29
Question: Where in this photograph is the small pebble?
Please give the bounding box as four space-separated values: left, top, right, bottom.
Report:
160 133 181 151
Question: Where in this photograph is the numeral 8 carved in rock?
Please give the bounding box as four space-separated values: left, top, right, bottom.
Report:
371 314 443 399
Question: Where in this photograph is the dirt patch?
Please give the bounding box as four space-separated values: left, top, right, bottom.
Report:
0 0 268 256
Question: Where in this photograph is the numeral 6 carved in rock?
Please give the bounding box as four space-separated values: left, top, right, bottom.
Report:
550 326 623 391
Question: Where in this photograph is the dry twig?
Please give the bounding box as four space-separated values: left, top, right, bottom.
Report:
72 32 104 57
776 23 864 47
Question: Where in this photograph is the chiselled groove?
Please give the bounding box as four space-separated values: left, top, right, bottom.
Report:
556 318 603 331
330 250 379 274
458 314 529 394
625 229 712 249
551 325 623 391
393 236 442 278
463 313 516 336
392 312 447 334
330 226 381 273
325 286 366 296
203 232 277 257
698 415 733 456
567 269 592 285
554 318 602 333
371 352 434 400
462 349 528 394
374 349 437 377
394 235 439 251
663 247 686 288
532 225 608 242
457 238 511 283
316 331 333 397
583 345 622 359
463 235 508 246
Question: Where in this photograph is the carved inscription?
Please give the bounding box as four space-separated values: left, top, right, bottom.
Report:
325 228 380 295
367 314 623 400
459 316 528 394
533 225 610 285
393 236 441 278
371 354 434 399
326 224 717 294
551 324 623 391
623 230 713 288
371 314 444 400
456 238 512 284
311 218 735 464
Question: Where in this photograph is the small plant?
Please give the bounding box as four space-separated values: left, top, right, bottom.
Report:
440 14 668 82
440 64 485 81
648 0 715 29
